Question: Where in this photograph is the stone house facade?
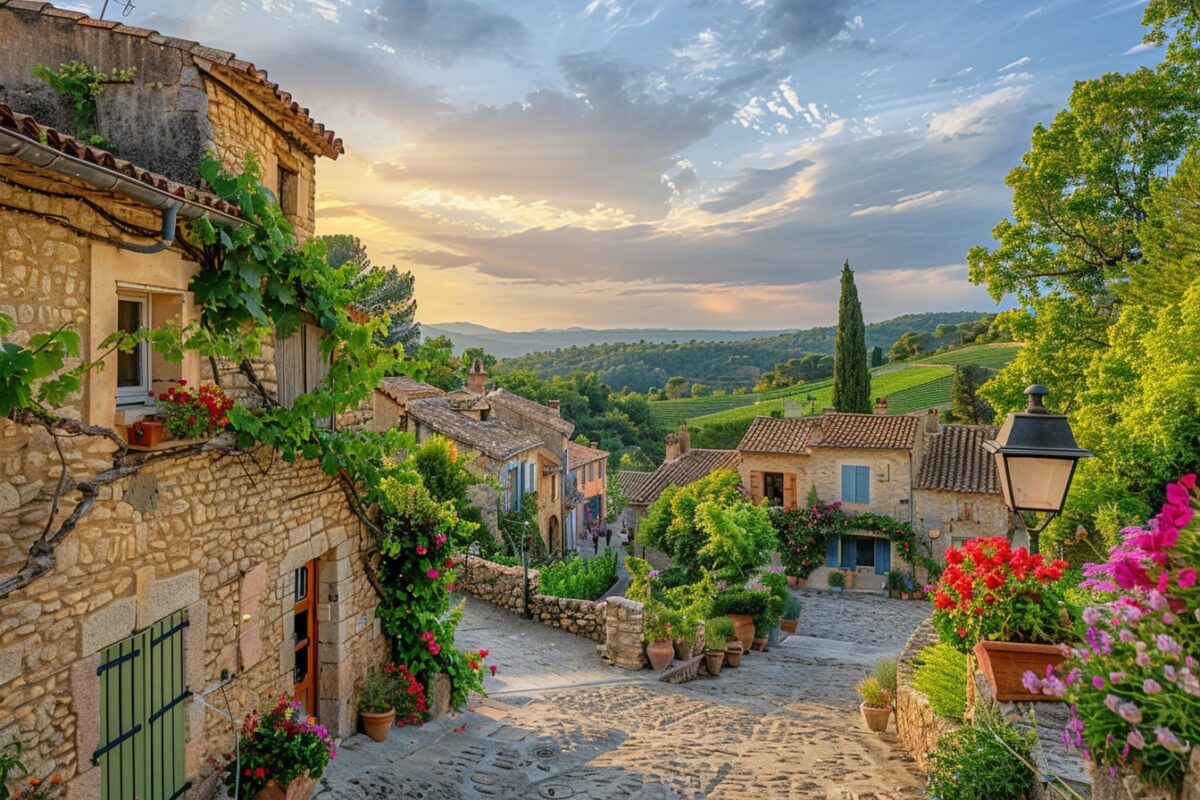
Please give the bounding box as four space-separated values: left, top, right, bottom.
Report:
0 6 387 799
566 440 608 551
737 408 1008 590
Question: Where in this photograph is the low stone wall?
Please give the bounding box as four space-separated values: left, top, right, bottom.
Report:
598 596 646 670
896 618 958 772
533 594 605 642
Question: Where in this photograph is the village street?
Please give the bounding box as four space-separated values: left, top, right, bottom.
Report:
319 590 931 799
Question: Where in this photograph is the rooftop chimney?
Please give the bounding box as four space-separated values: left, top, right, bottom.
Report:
466 356 487 394
677 422 691 455
664 432 681 461
874 396 889 415
925 407 940 433
548 399 561 415
590 441 599 450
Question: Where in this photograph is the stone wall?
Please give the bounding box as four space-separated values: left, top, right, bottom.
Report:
598 596 647 670
895 618 958 772
0 418 388 800
913 488 1010 559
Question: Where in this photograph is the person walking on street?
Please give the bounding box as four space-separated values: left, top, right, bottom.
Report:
591 523 600 555
604 525 613 548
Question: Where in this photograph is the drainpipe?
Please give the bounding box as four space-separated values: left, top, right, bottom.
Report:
117 201 182 254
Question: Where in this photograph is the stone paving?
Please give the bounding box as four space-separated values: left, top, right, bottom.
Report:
319 589 932 799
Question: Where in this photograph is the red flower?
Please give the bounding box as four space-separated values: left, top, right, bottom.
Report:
490 665 497 676
188 415 197 425
478 648 489 659
254 767 266 779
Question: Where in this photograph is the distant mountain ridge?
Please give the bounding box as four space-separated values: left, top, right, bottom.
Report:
455 311 988 393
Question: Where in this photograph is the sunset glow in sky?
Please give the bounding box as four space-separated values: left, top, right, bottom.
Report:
72 0 1162 329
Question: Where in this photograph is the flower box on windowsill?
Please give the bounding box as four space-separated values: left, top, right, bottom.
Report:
124 418 168 448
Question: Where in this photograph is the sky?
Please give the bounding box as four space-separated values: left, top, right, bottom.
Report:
72 0 1163 330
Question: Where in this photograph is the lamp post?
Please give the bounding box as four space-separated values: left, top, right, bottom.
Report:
519 519 533 620
983 385 1092 554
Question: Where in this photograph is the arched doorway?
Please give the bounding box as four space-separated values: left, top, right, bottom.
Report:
549 515 561 554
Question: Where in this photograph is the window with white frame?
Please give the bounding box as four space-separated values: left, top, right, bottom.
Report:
116 294 150 406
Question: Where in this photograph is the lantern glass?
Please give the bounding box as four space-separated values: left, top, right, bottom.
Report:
997 454 1075 513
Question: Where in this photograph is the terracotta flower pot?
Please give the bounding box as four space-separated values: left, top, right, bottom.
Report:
900 591 911 600
786 575 798 587
974 640 1069 702
796 577 807 589
724 640 744 667
127 419 169 447
673 638 691 661
704 649 725 676
751 636 767 652
646 637 674 671
860 703 891 733
727 614 755 650
780 619 798 635
257 775 316 800
361 709 396 742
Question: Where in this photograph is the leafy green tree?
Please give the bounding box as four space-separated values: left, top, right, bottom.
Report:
832 260 870 413
413 335 461 390
870 346 884 368
319 234 420 351
887 331 932 362
1128 145 1200 306
949 365 995 424
690 382 710 398
663 376 689 400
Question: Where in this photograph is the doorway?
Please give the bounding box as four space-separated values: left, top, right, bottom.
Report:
293 559 318 714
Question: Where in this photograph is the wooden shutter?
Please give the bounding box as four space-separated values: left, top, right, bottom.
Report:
840 466 854 503
275 331 304 408
749 471 764 503
825 535 839 567
856 467 870 505
874 539 891 575
97 609 189 800
840 536 857 569
782 473 797 510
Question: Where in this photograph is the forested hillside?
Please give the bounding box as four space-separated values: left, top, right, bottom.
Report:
496 312 986 393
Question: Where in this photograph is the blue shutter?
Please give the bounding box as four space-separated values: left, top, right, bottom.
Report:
875 539 891 575
825 536 839 567
856 466 870 504
841 466 855 503
840 536 857 569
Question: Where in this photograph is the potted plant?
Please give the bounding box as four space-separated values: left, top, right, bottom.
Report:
885 569 905 599
856 676 893 732
387 663 429 727
225 695 336 800
643 603 676 671
930 536 1072 702
711 589 772 651
779 594 801 635
358 668 397 742
151 380 233 445
827 570 846 593
704 616 735 676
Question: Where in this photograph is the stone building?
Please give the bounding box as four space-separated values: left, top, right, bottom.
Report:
736 406 1008 590
566 440 608 550
615 423 740 536
0 6 387 799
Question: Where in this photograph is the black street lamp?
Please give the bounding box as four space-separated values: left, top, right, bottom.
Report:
983 385 1092 554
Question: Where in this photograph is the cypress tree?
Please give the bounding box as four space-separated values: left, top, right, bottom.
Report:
870 346 884 368
832 260 871 413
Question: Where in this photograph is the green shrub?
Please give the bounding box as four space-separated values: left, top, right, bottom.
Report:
827 570 846 589
782 594 802 620
927 709 1035 800
873 656 898 694
656 566 698 590
912 643 968 720
705 615 736 643
488 553 521 567
855 676 892 707
538 550 617 600
885 569 906 591
757 570 789 600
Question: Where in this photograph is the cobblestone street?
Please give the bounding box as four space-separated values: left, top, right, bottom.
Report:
319 590 932 799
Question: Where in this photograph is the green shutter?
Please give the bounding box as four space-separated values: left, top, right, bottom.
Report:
97 610 190 800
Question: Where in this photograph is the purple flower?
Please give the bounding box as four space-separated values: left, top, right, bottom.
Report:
1154 727 1191 754
1156 634 1181 658
1022 671 1043 694
1109 671 1126 684
1104 694 1121 713
1117 702 1143 725
1164 664 1177 682
1092 676 1106 690
1127 729 1145 750
1143 679 1162 695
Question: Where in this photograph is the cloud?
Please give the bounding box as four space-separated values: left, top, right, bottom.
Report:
1122 41 1156 55
926 86 1033 141
850 189 958 217
754 0 867 56
928 66 974 86
699 158 813 213
998 56 1031 71
364 0 527 64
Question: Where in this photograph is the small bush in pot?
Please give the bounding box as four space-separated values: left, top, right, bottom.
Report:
855 676 893 732
224 695 336 798
711 588 772 650
358 668 397 741
927 709 1035 800
779 594 802 634
873 656 898 695
703 616 734 676
827 570 846 592
885 569 905 598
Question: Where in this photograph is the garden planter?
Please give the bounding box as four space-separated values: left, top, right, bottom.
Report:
126 419 168 447
786 575 798 588
830 586 843 594
257 775 316 800
646 638 674 671
780 619 798 635
1088 750 1200 800
796 577 807 589
900 591 911 601
751 635 767 652
724 641 743 667
704 649 725 676
361 709 396 742
859 703 891 733
673 639 691 661
974 640 1069 702
727 614 755 650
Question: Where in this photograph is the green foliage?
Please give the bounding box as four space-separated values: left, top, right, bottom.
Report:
711 588 778 633
873 656 898 694
357 667 396 713
773 493 846 578
638 470 776 582
870 346 884 368
911 643 968 720
32 61 134 145
949 364 995 424
623 556 653 604
833 261 870 414
927 709 1036 800
318 234 420 352
855 676 891 708
0 314 86 416
887 330 932 362
0 738 28 800
224 696 335 797
411 435 486 547
827 570 846 589
663 376 688 400
757 570 788 601
537 550 617 600
781 593 802 620
704 615 736 643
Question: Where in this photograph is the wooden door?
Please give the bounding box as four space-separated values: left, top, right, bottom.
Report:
293 559 319 715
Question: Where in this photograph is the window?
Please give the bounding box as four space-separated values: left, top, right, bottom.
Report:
277 164 298 217
587 463 594 482
275 322 333 428
959 501 975 522
507 464 522 511
95 610 188 800
855 536 876 568
116 295 149 406
763 472 785 507
599 462 605 479
841 465 871 504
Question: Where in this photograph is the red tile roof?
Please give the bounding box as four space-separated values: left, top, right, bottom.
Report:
566 440 608 470
617 470 653 500
0 1 343 159
916 424 1001 494
814 413 922 450
622 448 740 506
737 416 818 454
0 102 238 217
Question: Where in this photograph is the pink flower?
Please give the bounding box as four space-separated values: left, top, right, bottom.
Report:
1143 679 1162 695
1117 702 1143 725
427 569 440 580
1127 729 1145 750
1178 568 1197 589
1154 727 1190 753
416 545 427 555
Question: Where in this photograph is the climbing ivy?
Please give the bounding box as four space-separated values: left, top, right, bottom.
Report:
32 61 134 148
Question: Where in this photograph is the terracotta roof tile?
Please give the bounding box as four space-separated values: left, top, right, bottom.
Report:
4 1 343 158
377 376 444 404
737 416 818 454
566 440 608 470
407 397 542 462
624 448 740 506
617 470 653 500
814 413 922 450
485 388 575 436
0 103 238 217
916 424 1001 494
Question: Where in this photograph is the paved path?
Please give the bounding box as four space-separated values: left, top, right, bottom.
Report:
320 589 931 799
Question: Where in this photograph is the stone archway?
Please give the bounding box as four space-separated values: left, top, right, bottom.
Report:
549 515 561 554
